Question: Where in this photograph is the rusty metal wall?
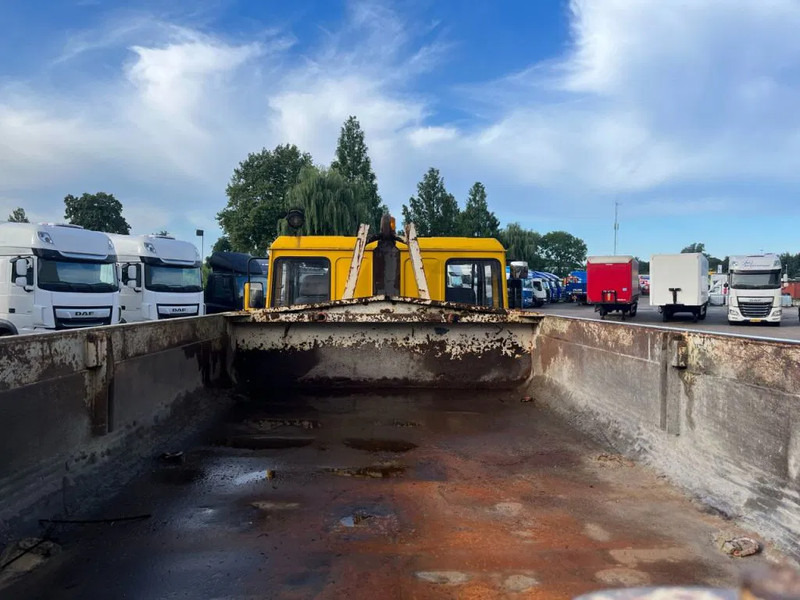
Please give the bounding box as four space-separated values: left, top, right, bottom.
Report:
531 317 800 560
0 316 231 541
230 299 538 392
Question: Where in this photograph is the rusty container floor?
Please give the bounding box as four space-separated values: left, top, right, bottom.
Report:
5 390 774 599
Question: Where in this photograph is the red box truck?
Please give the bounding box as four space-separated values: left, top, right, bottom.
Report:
586 255 640 319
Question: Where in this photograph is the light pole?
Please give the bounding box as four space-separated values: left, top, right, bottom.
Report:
613 200 620 255
196 229 204 260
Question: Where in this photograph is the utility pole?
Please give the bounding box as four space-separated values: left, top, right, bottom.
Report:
613 200 620 255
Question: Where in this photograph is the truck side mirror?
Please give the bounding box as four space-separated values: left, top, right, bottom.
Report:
245 282 265 309
127 265 137 281
14 260 28 278
14 276 27 288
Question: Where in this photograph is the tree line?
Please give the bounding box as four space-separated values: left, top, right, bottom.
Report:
50 116 800 279
213 115 589 275
637 242 800 279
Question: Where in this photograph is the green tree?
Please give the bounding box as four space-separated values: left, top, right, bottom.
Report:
212 236 233 253
500 223 543 270
282 167 371 236
636 257 650 275
64 192 130 233
218 144 313 254
539 230 587 275
155 230 169 236
681 242 706 254
458 182 499 237
402 168 460 236
331 116 385 229
7 207 28 223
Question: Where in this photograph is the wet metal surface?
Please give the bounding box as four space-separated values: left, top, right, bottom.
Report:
4 390 777 599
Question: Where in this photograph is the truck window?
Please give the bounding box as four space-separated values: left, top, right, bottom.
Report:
445 259 502 308
207 275 235 305
145 265 202 293
271 258 331 307
729 271 781 289
37 258 117 292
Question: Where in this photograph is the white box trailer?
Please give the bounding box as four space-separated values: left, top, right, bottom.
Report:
650 253 709 322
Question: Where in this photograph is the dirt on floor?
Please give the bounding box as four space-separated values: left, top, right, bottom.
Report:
2 389 779 599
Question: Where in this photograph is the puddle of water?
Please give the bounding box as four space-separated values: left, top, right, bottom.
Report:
151 467 204 485
343 438 417 453
223 435 314 450
233 471 275 485
247 418 321 431
416 571 470 585
252 501 300 511
327 463 406 479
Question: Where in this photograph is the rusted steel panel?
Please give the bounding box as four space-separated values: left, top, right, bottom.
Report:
236 296 539 324
233 320 536 391
0 315 229 390
0 315 231 540
531 314 800 561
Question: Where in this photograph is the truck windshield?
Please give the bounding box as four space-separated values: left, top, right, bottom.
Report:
145 265 202 293
729 270 781 290
37 259 117 293
444 259 503 308
271 258 331 307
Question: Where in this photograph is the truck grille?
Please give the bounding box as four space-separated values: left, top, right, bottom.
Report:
55 316 112 329
738 302 771 318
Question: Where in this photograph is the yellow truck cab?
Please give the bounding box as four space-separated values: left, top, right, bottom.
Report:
264 225 507 309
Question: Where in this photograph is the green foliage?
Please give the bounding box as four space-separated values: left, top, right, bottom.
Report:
500 223 543 270
64 192 130 234
636 258 650 275
681 242 706 254
155 230 169 236
212 236 232 253
218 144 313 254
780 253 800 278
282 167 371 236
539 230 587 275
331 116 385 229
402 168 460 236
458 182 499 237
7 207 28 223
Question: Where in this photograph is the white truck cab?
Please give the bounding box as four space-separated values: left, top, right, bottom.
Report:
108 234 204 322
0 222 120 335
727 254 783 326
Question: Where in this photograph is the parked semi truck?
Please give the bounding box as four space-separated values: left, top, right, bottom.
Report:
2 217 799 598
524 275 547 307
564 270 587 304
109 234 204 322
650 253 709 322
727 254 783 326
205 251 268 314
586 255 640 319
0 222 120 335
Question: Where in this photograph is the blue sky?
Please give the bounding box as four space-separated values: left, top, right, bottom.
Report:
2 0 800 260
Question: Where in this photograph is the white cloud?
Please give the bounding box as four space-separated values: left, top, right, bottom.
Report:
408 126 457 148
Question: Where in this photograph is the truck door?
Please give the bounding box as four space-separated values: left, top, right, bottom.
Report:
205 274 236 313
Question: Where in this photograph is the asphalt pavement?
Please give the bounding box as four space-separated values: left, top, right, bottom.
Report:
534 296 800 341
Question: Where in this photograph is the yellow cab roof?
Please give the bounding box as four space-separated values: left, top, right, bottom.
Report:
269 234 505 253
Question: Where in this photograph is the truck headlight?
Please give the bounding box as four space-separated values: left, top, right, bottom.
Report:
729 308 739 315
772 309 782 316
